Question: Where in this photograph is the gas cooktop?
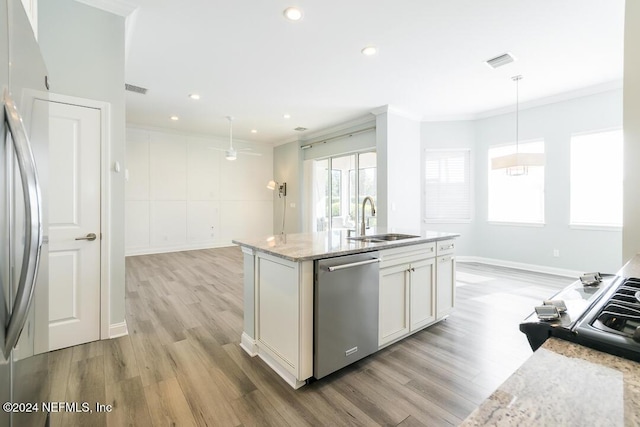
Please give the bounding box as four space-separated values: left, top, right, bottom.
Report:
573 277 640 362
520 274 640 363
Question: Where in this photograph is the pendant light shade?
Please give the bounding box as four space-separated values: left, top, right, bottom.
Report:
491 75 545 176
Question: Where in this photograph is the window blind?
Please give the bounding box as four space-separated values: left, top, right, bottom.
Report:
424 150 471 221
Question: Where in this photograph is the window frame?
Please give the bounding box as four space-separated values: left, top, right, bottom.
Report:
569 128 623 230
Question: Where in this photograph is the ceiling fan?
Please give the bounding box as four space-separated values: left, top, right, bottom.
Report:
209 116 262 161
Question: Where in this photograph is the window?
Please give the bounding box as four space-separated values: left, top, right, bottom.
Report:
488 140 545 224
570 129 623 227
424 150 471 221
311 152 377 231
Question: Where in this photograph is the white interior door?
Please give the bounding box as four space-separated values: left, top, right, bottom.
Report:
45 100 101 351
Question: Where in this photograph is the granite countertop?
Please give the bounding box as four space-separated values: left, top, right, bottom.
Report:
232 228 459 262
460 337 640 426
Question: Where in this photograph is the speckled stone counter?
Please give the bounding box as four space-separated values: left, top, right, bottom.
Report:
232 229 458 261
460 337 640 426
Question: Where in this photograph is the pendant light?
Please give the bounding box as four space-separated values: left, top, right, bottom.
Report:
491 75 545 176
225 116 237 161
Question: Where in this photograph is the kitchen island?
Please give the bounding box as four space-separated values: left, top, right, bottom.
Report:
232 229 458 388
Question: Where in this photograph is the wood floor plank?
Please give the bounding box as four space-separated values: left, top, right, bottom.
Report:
144 377 198 427
166 338 242 426
70 339 104 362
105 376 152 427
229 389 290 427
104 336 140 384
128 320 176 387
61 355 107 427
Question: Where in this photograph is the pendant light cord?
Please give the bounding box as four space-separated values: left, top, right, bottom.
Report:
513 75 522 153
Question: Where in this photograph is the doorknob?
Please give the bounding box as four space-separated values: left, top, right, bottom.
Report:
75 233 97 241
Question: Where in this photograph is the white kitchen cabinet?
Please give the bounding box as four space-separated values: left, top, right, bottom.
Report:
378 243 436 347
409 257 436 330
254 252 313 388
436 254 456 319
379 263 410 345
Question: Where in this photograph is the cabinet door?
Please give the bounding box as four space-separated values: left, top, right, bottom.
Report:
257 255 299 369
436 255 456 319
410 258 436 331
379 264 410 347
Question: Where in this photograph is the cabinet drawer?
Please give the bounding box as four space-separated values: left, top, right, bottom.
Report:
379 243 435 268
436 239 456 256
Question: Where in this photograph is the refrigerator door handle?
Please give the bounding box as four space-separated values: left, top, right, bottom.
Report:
2 90 43 358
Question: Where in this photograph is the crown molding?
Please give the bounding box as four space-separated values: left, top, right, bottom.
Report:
371 104 422 121
474 79 623 120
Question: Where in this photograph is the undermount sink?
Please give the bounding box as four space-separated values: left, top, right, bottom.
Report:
347 233 420 243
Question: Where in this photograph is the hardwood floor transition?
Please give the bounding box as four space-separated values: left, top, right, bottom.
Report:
48 246 574 426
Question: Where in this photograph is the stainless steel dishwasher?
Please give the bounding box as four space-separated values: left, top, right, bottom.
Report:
314 252 380 379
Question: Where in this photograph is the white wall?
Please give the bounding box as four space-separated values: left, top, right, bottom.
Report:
125 127 274 255
375 108 422 232
623 1 640 263
474 90 622 273
39 0 126 325
421 121 476 256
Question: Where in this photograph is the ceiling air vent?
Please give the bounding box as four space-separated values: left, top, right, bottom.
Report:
294 127 308 132
125 83 148 94
485 53 516 69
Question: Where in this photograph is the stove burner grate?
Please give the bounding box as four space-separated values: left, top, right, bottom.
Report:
592 278 640 341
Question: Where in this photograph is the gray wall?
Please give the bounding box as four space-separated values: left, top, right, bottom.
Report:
421 120 476 257
383 111 422 232
474 90 622 273
273 141 301 234
421 91 623 273
623 1 640 263
39 1 126 325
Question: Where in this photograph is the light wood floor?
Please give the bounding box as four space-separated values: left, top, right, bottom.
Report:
48 247 574 426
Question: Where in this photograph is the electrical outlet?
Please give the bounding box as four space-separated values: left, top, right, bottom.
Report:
553 249 560 257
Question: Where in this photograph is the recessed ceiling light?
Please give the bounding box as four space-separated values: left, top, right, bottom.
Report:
188 93 200 100
283 7 303 21
361 46 378 56
283 114 291 119
170 115 179 121
251 129 258 133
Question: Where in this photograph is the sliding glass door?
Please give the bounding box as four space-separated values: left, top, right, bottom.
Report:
311 151 377 232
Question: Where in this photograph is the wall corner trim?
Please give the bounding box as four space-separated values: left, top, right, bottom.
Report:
74 0 138 16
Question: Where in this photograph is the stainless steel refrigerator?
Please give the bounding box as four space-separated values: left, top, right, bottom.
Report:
1 0 49 426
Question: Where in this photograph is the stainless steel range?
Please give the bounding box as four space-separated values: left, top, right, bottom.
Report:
520 273 640 363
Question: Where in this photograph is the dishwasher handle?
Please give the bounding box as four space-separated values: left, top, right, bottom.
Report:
326 258 380 272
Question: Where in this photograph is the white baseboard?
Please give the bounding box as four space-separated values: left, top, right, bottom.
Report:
257 348 307 389
109 320 129 338
240 332 258 356
457 256 582 279
125 241 235 256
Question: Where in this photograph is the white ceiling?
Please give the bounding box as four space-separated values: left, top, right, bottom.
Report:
123 0 625 145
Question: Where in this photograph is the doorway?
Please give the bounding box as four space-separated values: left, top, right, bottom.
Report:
33 94 109 351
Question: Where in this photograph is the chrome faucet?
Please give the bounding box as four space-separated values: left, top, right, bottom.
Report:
361 196 376 236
